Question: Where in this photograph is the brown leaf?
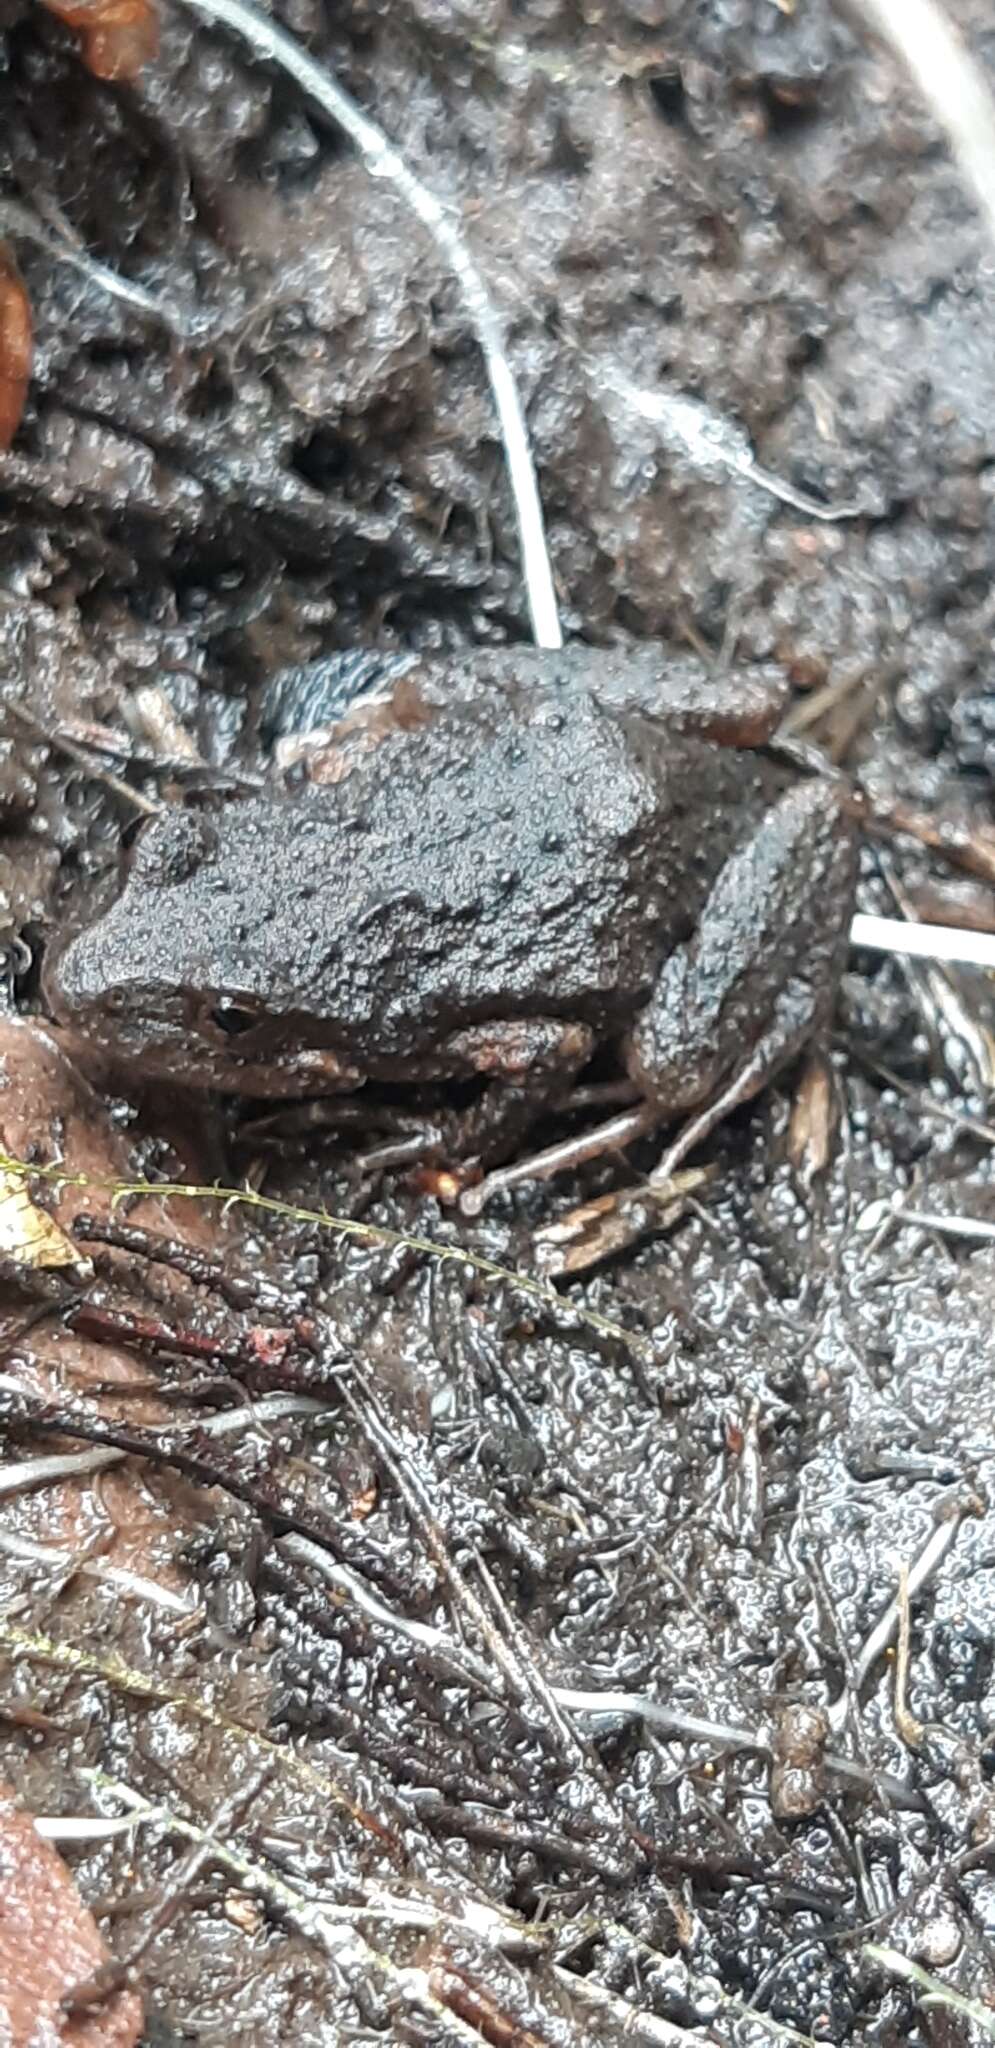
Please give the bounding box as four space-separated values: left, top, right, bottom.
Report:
0 243 31 453
0 1781 143 2047
786 1052 836 1185
38 0 159 81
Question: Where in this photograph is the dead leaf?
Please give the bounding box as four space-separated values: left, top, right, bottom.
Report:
0 1167 92 1277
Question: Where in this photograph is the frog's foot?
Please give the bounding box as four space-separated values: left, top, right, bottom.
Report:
458 1101 657 1217
427 1018 594 1190
530 1020 828 1274
472 782 855 1239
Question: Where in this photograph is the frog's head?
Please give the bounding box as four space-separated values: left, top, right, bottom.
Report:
45 804 361 1097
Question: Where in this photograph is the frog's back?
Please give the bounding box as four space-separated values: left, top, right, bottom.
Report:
224 688 698 1062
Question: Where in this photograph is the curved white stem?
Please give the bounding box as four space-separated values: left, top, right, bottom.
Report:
173 0 562 649
852 0 995 251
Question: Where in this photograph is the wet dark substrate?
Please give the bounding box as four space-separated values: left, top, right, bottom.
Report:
1 3 995 2043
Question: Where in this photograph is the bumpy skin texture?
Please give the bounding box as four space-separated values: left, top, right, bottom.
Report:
46 649 857 1130
626 780 857 1111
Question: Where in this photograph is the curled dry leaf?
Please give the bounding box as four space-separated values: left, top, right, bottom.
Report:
533 1165 712 1277
39 0 159 81
786 1052 836 1186
770 1703 830 1820
0 1165 92 1277
0 243 31 452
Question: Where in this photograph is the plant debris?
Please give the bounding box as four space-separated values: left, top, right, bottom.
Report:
2 2 995 2041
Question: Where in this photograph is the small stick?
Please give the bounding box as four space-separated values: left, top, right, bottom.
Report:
849 912 995 972
4 699 161 817
847 1496 981 1703
171 0 562 651
893 1562 924 1748
0 198 181 330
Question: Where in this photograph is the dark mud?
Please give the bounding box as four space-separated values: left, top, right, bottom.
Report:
2 3 995 2044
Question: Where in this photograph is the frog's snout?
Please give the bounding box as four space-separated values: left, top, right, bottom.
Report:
44 925 91 1022
44 919 123 1032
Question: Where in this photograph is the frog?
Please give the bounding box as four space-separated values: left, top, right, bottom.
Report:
44 645 858 1187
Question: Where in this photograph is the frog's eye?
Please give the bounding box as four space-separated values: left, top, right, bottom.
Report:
134 808 218 886
206 998 262 1039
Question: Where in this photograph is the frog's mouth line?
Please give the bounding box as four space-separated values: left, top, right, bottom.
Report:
48 968 364 1098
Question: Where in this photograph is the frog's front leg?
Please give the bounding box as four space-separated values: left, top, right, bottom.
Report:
433 1016 595 1170
625 781 857 1125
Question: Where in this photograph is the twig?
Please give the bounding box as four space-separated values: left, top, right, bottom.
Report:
65 1764 276 2016
277 1532 497 1695
0 1527 198 1618
0 1619 403 1849
849 912 995 972
603 368 866 522
0 1153 657 1368
0 1386 330 1495
555 1688 923 1810
337 1375 631 1844
0 1383 424 1603
170 0 562 650
847 0 995 254
551 1965 721 2048
893 1562 924 1748
865 1944 995 2039
0 199 182 330
3 700 161 818
34 1806 163 1842
854 1201 995 1247
845 1495 981 1706
847 1047 995 1149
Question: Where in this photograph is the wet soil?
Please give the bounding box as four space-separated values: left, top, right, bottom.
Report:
2 3 995 2044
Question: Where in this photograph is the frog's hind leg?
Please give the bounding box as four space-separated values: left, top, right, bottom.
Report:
625 779 857 1126
464 786 855 1222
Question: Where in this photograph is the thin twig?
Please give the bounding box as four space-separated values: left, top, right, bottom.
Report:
277 1532 496 1694
0 1618 405 1849
854 1201 995 1247
865 1945 995 2039
849 912 995 972
0 1527 198 1618
846 1497 981 1704
3 700 161 818
847 0 995 253
65 1764 277 2017
603 368 866 522
551 1965 721 2048
0 1386 329 1495
893 1562 924 1747
170 0 562 650
0 199 182 330
0 1154 658 1364
34 1806 164 1843
555 1688 923 1810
